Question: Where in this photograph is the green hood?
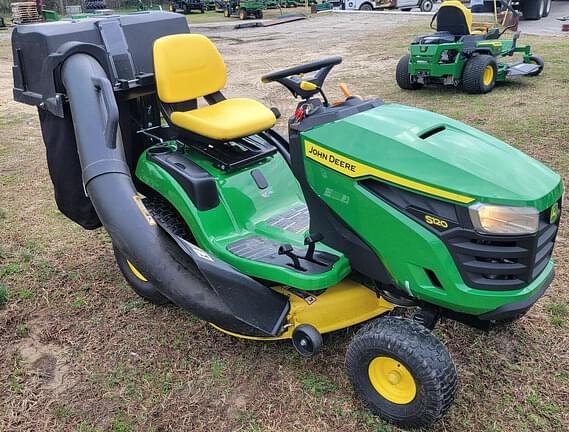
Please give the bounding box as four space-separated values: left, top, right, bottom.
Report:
302 103 562 210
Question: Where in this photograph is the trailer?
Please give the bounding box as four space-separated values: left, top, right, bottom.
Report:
343 0 434 12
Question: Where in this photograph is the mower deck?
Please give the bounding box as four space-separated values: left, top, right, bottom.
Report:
211 280 395 340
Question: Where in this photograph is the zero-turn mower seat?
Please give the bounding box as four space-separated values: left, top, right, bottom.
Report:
436 0 481 37
153 34 276 142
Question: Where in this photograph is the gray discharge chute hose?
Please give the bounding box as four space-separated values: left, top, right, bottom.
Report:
60 53 263 332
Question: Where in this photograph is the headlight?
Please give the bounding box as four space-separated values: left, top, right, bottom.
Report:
469 204 539 235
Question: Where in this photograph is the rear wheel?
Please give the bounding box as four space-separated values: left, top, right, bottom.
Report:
462 54 497 94
359 3 373 10
542 0 551 17
113 245 169 305
224 7 230 16
527 54 544 76
346 317 458 429
522 0 543 20
112 195 192 305
420 0 433 12
396 54 422 90
255 9 263 18
239 7 247 19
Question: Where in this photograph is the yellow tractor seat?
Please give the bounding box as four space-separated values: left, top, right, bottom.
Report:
153 33 276 142
437 0 483 36
170 98 277 142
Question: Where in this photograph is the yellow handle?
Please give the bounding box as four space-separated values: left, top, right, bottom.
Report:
339 82 352 97
300 81 318 91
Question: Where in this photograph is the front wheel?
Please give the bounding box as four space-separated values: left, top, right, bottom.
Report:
527 54 544 76
239 7 247 19
346 317 458 429
396 54 422 90
420 0 433 12
359 3 373 10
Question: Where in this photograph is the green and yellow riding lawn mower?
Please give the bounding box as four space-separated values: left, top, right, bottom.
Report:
397 0 544 94
12 11 562 429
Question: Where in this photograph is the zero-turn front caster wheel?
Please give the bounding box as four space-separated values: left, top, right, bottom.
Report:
292 324 323 357
346 316 458 429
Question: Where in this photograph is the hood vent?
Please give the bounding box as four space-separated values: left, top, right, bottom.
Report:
419 125 446 140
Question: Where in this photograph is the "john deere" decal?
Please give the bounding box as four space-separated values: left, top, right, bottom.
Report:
303 140 475 205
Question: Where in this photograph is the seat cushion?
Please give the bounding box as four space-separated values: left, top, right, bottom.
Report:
170 98 277 141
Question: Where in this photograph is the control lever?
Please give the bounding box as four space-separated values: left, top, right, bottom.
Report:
278 244 304 271
304 233 324 262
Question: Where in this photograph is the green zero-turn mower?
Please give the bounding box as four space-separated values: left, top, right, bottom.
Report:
12 11 563 429
397 0 544 94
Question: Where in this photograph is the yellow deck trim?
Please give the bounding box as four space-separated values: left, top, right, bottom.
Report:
210 280 394 341
304 141 475 204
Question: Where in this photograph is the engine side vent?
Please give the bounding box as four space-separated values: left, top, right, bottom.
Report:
424 268 443 289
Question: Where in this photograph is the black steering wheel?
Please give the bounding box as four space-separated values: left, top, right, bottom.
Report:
261 56 342 102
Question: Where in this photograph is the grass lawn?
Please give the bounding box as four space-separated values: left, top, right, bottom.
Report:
1 16 568 432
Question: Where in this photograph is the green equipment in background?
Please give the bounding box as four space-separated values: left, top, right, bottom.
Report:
170 0 206 13
224 0 265 19
397 0 543 94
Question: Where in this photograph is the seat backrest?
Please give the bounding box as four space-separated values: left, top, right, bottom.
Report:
436 0 473 36
153 34 226 104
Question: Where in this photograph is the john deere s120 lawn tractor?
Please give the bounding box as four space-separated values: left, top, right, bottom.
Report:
12 11 562 429
397 0 544 94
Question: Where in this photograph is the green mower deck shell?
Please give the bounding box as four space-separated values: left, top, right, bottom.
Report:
136 145 351 291
408 38 533 82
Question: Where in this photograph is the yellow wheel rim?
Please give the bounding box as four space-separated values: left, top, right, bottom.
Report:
483 65 494 86
368 357 417 404
127 260 148 282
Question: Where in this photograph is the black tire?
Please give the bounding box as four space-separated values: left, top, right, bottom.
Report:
346 317 458 429
359 3 373 10
396 54 422 90
223 7 230 16
113 244 170 305
200 6 205 13
462 54 497 94
420 0 433 12
112 195 192 305
527 54 544 76
522 0 543 20
542 0 551 17
239 7 247 19
255 9 263 18
292 324 323 357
